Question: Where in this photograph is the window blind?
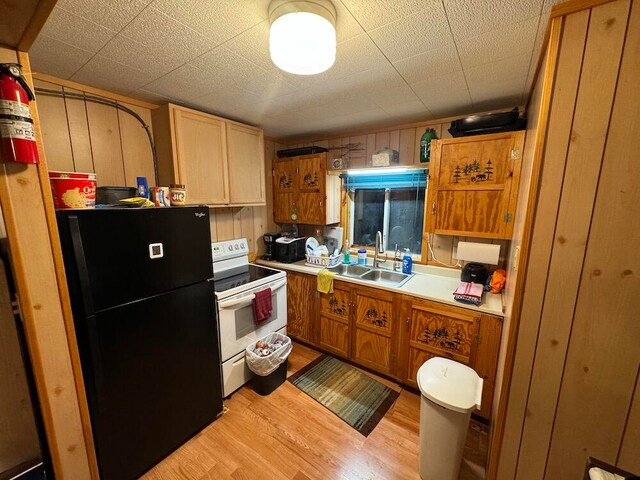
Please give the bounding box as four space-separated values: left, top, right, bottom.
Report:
341 170 428 190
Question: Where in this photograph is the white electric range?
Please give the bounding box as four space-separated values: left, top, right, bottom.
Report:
211 238 287 397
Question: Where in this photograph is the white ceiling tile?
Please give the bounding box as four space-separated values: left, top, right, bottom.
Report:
72 56 156 94
29 35 94 78
444 0 544 39
368 1 453 61
465 53 532 85
190 47 297 97
543 0 566 13
189 87 263 116
333 0 366 42
393 44 462 84
473 96 522 112
367 84 421 108
223 21 279 74
132 89 175 104
118 7 216 63
340 0 433 30
144 64 218 101
39 7 117 53
150 0 266 45
412 70 471 114
99 34 186 78
457 16 540 69
468 75 527 104
381 99 429 119
55 0 151 31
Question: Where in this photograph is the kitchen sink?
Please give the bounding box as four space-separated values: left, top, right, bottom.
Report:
360 269 412 286
328 264 413 287
329 264 372 277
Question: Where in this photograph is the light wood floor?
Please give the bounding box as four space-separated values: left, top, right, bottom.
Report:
142 342 488 480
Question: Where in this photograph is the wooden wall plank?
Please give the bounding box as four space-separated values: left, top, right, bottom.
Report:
514 3 630 478
63 88 94 174
618 370 640 472
348 135 367 168
0 261 40 472
365 134 376 166
0 46 94 479
398 128 415 165
389 130 400 152
216 208 235 241
34 80 74 172
543 1 639 476
495 12 588 480
118 103 156 187
86 102 126 186
375 131 390 152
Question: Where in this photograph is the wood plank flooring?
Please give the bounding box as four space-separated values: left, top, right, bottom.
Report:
142 343 487 480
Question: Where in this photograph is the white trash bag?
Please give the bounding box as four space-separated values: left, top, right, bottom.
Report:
245 332 292 377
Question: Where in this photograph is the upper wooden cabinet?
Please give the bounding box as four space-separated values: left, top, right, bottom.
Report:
426 131 525 239
273 153 340 225
152 104 265 207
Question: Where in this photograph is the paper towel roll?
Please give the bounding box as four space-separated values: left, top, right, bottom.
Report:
456 242 500 265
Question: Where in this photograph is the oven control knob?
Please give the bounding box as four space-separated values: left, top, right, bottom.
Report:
228 245 233 251
241 244 245 249
234 244 239 250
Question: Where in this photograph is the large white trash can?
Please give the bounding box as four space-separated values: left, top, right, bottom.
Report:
417 357 483 480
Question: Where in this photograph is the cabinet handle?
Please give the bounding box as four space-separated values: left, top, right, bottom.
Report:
432 202 436 215
406 316 410 331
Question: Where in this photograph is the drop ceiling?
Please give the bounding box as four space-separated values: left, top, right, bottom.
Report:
29 0 562 139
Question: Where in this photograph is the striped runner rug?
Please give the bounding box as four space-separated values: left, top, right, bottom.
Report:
288 354 400 436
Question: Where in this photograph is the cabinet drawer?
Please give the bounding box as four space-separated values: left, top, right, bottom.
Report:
408 303 479 364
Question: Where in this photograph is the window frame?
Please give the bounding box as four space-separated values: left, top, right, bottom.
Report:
345 185 426 260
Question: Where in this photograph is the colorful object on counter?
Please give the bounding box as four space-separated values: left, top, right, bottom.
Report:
357 248 367 265
402 248 413 274
489 268 506 294
317 268 337 294
453 282 483 306
252 288 272 325
136 176 148 199
419 128 438 163
170 184 186 206
48 170 96 209
150 186 170 207
118 197 154 207
343 241 350 264
288 354 400 436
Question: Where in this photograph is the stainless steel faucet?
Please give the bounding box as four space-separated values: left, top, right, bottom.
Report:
373 231 387 268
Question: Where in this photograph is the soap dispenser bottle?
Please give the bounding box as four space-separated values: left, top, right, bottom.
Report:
402 248 413 274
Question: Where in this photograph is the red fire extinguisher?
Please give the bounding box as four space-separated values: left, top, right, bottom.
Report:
0 63 39 164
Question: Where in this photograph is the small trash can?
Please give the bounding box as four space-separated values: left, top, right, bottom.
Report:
245 332 292 396
417 357 483 480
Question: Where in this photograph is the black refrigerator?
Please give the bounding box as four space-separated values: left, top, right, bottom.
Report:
57 206 223 480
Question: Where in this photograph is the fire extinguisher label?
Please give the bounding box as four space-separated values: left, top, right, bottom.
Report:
0 99 30 118
0 119 36 141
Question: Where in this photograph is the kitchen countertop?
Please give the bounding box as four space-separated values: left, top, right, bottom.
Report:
256 259 504 318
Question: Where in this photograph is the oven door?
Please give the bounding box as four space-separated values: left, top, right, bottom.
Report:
216 277 287 362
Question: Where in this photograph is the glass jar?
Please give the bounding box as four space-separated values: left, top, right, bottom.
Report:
169 184 186 206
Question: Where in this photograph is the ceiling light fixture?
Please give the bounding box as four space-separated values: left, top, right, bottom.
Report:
268 0 337 75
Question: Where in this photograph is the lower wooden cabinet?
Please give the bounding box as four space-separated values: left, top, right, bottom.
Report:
284 271 503 419
318 283 351 357
352 287 397 375
286 272 317 344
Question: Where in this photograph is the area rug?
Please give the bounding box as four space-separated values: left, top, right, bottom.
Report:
288 354 400 436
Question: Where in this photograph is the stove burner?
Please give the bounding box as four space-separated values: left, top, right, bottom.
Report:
213 264 281 293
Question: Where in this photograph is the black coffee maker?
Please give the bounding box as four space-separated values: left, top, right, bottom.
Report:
262 232 281 261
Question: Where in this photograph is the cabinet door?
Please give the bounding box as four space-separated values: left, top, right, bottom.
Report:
402 299 480 388
297 155 324 193
427 131 525 238
318 282 351 357
352 287 397 376
173 109 229 205
273 159 297 223
226 123 265 205
286 272 316 344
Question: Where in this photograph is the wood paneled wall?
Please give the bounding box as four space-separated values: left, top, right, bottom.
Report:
34 75 274 255
0 260 40 473
277 116 513 267
494 1 640 478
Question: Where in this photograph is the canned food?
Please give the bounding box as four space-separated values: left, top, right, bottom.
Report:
150 186 170 207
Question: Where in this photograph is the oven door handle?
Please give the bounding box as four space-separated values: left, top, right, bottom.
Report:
217 279 287 310
218 295 255 310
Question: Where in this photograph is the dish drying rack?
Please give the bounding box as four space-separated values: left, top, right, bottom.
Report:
305 253 341 268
